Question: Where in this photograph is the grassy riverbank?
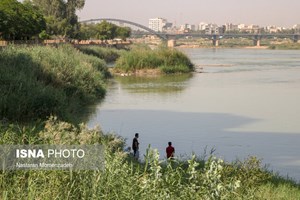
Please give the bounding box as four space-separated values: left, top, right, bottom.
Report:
113 45 194 75
0 118 299 199
0 45 109 122
268 43 300 50
0 44 300 199
176 38 300 49
76 45 124 63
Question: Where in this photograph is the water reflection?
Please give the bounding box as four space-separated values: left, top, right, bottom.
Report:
114 73 193 94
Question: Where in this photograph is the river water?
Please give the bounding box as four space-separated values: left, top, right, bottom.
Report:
87 48 300 181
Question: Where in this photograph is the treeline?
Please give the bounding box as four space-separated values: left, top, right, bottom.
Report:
0 0 131 40
0 0 46 40
79 21 131 40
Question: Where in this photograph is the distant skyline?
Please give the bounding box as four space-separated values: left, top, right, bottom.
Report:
77 0 299 28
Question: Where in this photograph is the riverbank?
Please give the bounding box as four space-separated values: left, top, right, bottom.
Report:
0 44 109 123
172 37 300 50
0 117 298 199
1 45 300 199
177 44 270 49
1 118 300 199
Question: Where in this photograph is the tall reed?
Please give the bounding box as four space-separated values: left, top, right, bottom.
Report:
76 46 123 63
0 118 299 199
0 45 109 122
114 46 194 74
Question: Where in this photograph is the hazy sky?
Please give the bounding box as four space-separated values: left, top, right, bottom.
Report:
77 0 299 28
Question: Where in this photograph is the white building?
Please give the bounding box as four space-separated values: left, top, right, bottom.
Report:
187 24 196 31
238 24 260 33
205 23 219 34
180 24 196 32
225 23 239 32
198 22 207 31
293 24 300 30
148 18 167 32
266 25 278 33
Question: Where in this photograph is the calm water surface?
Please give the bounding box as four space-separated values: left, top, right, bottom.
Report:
87 48 300 181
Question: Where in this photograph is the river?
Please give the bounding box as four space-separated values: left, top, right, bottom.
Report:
87 48 300 181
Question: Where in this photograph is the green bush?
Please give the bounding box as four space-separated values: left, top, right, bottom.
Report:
0 45 109 122
0 118 299 199
268 43 300 50
114 46 194 74
76 46 123 63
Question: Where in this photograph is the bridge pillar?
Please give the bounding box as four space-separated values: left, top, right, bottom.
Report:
253 35 261 46
213 39 219 46
212 35 219 47
167 39 176 48
293 35 299 43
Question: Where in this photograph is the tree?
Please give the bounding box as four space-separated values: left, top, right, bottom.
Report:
0 0 46 40
116 26 131 40
95 21 117 40
0 9 7 37
30 0 85 38
78 21 132 40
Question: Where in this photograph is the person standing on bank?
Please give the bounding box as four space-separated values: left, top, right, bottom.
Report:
132 133 139 159
166 142 175 159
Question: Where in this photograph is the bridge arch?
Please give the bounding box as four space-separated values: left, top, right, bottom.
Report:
80 18 167 40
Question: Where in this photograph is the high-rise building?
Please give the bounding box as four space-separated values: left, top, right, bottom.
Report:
149 18 167 32
293 24 300 30
205 23 219 34
198 22 208 31
225 23 239 32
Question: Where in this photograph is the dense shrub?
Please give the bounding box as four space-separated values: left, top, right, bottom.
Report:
114 46 194 74
0 45 109 121
0 118 299 199
76 46 123 63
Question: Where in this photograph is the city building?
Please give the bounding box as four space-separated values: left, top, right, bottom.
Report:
148 18 167 32
198 22 207 31
205 23 220 34
265 25 285 33
224 23 239 32
293 24 300 31
179 24 196 32
237 24 260 33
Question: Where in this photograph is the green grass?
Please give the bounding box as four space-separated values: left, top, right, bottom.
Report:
76 45 124 63
0 45 109 122
114 45 194 74
0 118 299 200
0 43 299 199
269 43 300 50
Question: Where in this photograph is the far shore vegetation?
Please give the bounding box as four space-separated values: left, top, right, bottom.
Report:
175 37 300 49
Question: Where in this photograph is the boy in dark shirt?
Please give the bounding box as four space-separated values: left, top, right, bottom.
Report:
132 133 139 158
